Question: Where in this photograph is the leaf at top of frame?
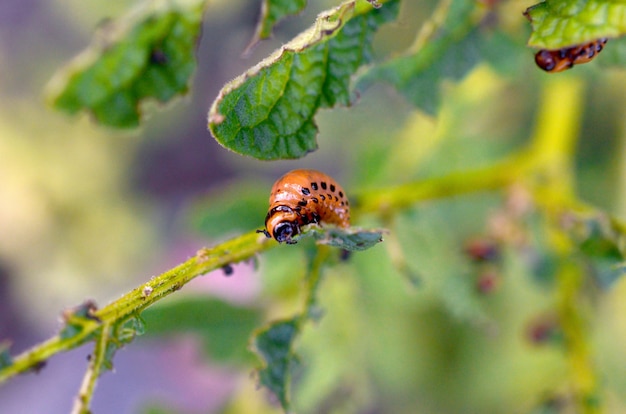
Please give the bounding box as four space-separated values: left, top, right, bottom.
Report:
247 0 308 50
524 0 626 49
208 0 400 160
46 0 206 128
355 0 510 116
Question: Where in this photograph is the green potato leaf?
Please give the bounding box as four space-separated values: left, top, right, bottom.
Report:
248 0 308 49
208 0 400 160
0 344 12 371
46 0 205 128
296 225 385 251
252 318 301 410
142 297 262 364
525 0 626 49
355 0 497 115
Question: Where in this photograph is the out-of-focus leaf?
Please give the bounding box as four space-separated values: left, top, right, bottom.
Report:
590 259 626 289
189 182 268 238
141 406 178 414
356 0 497 115
569 213 626 288
116 314 146 344
297 225 384 251
248 0 308 49
142 296 262 364
570 213 623 258
208 0 400 160
524 0 626 49
100 315 147 371
598 36 626 66
252 318 301 411
46 0 205 128
0 343 12 371
59 300 100 341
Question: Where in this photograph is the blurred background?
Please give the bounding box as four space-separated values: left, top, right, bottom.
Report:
1 0 626 413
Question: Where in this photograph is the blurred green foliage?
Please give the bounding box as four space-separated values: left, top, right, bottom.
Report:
142 296 262 364
2 0 626 413
46 0 205 127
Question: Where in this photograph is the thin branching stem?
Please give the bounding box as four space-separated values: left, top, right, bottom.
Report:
0 231 275 384
71 322 113 414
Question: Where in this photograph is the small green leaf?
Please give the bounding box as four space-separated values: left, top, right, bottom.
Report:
591 259 626 289
568 214 626 288
116 314 146 344
0 343 12 370
297 225 385 251
355 0 492 115
142 297 262 364
46 0 205 128
188 182 268 238
598 36 626 66
208 0 400 160
248 0 308 48
525 0 626 49
59 301 100 340
252 318 301 410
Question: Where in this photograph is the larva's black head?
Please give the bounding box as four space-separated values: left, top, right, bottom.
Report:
272 221 299 244
265 205 301 244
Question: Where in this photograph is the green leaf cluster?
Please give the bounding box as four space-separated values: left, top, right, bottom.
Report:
46 0 205 127
142 296 262 364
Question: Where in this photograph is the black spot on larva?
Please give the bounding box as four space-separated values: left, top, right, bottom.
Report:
330 184 336 192
294 206 302 212
327 193 332 200
339 191 344 198
311 182 318 191
311 213 321 223
321 182 327 190
311 197 319 203
335 196 339 201
298 199 307 207
340 201 345 206
320 194 326 201
301 187 310 196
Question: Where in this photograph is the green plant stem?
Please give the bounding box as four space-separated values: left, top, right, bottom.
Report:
531 78 601 413
71 322 112 414
353 154 523 215
302 245 332 319
355 76 602 412
0 231 275 384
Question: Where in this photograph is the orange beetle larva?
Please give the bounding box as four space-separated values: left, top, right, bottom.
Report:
535 38 608 73
260 169 350 244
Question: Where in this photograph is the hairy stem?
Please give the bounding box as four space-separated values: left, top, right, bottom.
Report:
0 231 275 384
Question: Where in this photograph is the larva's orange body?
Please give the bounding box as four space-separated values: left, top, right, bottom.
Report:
262 169 350 244
535 38 607 73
